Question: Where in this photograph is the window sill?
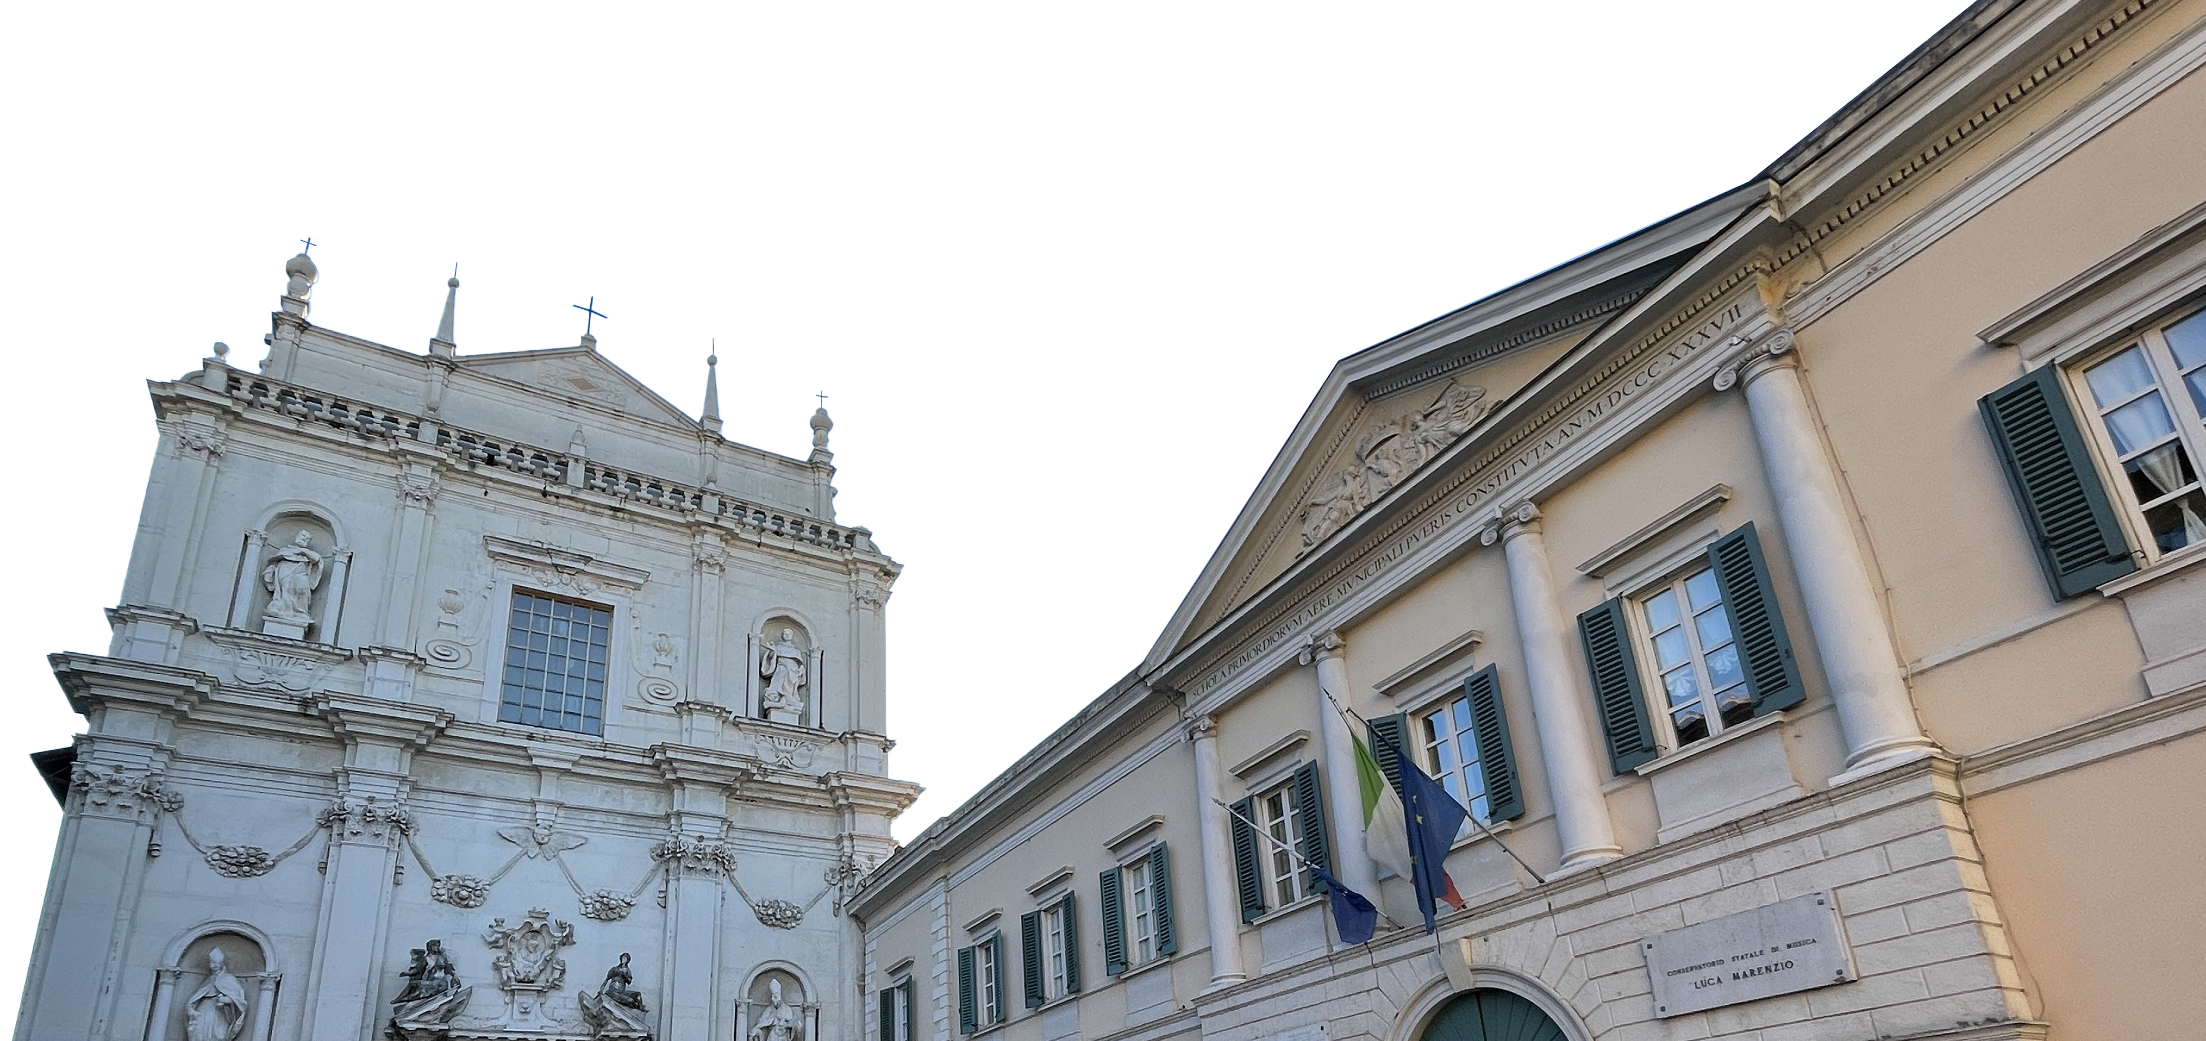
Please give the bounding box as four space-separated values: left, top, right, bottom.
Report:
1116 953 1174 982
1632 711 1788 778
2097 542 2206 597
1034 991 1078 1014
1248 894 1324 927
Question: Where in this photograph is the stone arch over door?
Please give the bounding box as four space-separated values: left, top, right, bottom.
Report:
1391 968 1591 1041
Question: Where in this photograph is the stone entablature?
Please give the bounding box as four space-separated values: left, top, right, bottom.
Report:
160 370 886 562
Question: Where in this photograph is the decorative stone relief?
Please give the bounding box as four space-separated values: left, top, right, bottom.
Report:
232 646 324 692
755 733 818 770
479 908 577 1031
578 890 637 922
203 845 280 878
631 620 682 705
826 852 875 916
70 762 181 821
751 898 805 930
319 795 413 847
650 833 736 878
432 875 491 909
422 558 491 671
1299 379 1490 554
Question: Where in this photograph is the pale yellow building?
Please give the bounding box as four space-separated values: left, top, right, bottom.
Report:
849 2 2206 1039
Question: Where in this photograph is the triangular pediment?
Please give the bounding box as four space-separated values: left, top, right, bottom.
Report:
457 347 700 431
1147 193 1754 668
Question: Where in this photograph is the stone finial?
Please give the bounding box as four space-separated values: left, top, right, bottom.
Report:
808 405 833 465
430 268 459 358
580 331 598 352
701 347 723 434
280 252 318 317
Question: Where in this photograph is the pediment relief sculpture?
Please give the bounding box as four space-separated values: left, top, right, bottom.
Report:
1301 379 1489 554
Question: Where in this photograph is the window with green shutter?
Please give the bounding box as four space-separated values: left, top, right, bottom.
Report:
1461 664 1525 821
1099 865 1127 976
1290 761 1331 895
1058 892 1080 994
1020 911 1044 1009
957 947 977 1035
1148 841 1176 956
1579 598 1659 772
1229 796 1265 922
881 979 912 1041
1981 363 2149 597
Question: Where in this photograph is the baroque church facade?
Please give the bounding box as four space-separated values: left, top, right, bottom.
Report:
21 252 918 1041
846 1 2206 1041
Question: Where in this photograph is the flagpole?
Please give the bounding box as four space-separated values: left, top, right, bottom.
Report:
1316 680 1548 886
1210 799 1404 931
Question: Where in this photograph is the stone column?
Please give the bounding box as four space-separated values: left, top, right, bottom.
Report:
146 966 185 1041
246 972 282 1041
654 751 742 1041
1725 333 1936 781
1185 716 1246 990
849 562 891 737
1297 633 1381 902
1482 503 1623 873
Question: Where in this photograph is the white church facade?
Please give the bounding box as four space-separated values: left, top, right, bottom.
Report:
20 254 918 1041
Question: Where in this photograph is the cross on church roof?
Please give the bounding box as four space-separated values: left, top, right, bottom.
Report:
299 236 316 254
816 391 829 408
573 296 608 336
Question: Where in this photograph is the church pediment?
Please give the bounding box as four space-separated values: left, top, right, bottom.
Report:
458 348 700 430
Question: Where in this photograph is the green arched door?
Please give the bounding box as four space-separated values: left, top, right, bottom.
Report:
1419 989 1569 1041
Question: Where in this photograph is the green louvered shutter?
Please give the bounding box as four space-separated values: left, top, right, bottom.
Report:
1099 866 1127 976
1060 892 1081 993
1291 761 1331 893
1020 911 1044 1009
1367 713 1409 792
956 947 976 1035
880 985 895 1041
1149 841 1177 956
1981 366 2137 597
1706 523 1805 715
1462 664 1526 821
1230 796 1265 922
1579 597 1660 772
989 937 1006 1024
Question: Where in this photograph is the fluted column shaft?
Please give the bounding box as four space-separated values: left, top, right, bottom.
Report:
1733 341 1935 779
1485 505 1623 872
1186 717 1246 989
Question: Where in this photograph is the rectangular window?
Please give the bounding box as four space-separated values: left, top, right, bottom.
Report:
1637 566 1748 746
976 936 1001 1028
1416 695 1492 822
499 590 612 734
893 981 911 1041
2077 307 2206 556
1041 903 1068 1000
1256 782 1307 907
1123 858 1156 965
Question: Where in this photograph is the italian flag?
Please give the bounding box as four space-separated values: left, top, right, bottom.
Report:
1354 732 1464 909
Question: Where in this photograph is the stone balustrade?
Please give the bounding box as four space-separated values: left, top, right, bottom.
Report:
219 373 872 554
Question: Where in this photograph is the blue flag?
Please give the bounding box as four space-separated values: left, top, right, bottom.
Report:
1396 758 1469 934
1309 865 1378 944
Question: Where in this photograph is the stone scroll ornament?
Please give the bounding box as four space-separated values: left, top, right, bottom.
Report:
1299 379 1490 553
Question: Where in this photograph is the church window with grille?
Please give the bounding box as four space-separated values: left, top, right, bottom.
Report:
499 591 612 734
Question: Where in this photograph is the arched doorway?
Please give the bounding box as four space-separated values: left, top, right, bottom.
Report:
1420 989 1569 1041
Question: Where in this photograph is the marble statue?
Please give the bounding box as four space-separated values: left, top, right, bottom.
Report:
388 938 471 1037
748 979 804 1041
184 946 248 1041
759 629 808 720
601 953 646 1012
260 531 326 628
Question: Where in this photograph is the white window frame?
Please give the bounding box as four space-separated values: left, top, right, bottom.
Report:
1253 780 1308 909
1630 561 1750 752
890 978 912 1041
1040 902 1069 1001
2066 306 2206 564
974 934 1002 1029
1413 694 1492 823
1121 856 1157 967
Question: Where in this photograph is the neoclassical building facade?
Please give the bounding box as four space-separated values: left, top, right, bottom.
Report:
21 255 919 1040
849 2 2206 1040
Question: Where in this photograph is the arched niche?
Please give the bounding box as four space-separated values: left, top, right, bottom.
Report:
745 614 824 729
735 962 818 1041
146 920 281 1041
1390 969 1591 1041
225 506 352 644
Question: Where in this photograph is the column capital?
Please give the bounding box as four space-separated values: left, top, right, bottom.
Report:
1181 713 1218 742
1478 501 1543 546
1712 329 1797 391
1297 630 1346 666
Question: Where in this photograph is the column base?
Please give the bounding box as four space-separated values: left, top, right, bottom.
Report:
1199 974 1247 996
1552 846 1624 878
1828 740 1940 789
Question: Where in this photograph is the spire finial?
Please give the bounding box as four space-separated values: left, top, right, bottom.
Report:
280 249 319 317
809 395 833 465
430 264 460 358
701 341 723 433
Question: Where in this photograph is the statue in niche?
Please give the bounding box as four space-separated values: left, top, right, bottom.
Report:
260 530 326 632
184 946 248 1041
747 978 804 1041
758 628 809 724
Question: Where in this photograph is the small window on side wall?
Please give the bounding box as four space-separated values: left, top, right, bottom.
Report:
499 590 612 735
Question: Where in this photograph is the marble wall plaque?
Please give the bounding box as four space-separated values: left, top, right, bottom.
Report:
1643 892 1856 1017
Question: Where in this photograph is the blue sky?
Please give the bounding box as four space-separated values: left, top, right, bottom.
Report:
0 0 1965 1018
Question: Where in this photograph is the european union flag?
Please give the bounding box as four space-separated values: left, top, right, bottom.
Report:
1396 756 1469 933
1309 865 1378 945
